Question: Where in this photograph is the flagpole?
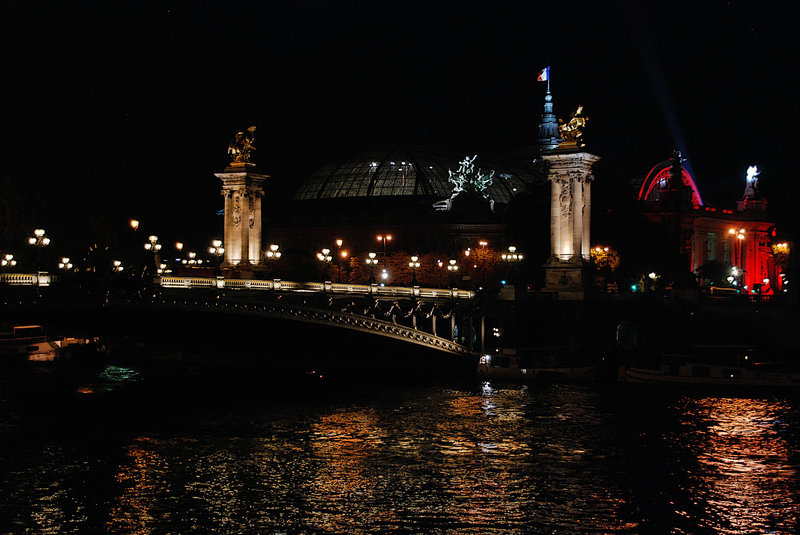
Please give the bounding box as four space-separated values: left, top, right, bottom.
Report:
547 66 551 93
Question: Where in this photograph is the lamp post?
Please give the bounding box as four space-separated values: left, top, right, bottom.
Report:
28 229 51 272
1 254 17 270
265 243 282 260
129 219 140 231
447 259 459 287
112 260 124 273
335 239 347 282
58 257 73 270
501 245 523 283
729 228 746 288
408 255 420 285
366 252 379 283
209 240 225 275
317 248 332 281
338 249 349 283
143 235 162 273
376 234 392 262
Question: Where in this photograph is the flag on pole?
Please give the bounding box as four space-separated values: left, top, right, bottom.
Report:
537 66 550 82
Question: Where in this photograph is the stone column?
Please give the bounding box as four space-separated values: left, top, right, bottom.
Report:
581 176 592 261
550 177 561 259
222 191 234 265
252 192 263 264
239 192 250 264
215 163 269 267
541 151 600 300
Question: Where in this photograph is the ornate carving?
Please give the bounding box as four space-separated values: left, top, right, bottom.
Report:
227 126 257 164
232 192 241 228
559 180 572 219
248 195 255 229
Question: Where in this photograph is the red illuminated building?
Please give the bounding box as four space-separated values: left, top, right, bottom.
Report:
638 151 784 295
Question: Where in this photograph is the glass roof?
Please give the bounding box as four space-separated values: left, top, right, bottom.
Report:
294 147 538 204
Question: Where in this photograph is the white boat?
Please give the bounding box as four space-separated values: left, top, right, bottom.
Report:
620 359 800 387
0 325 60 362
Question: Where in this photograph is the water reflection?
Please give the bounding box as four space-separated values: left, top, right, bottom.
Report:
677 396 800 533
2 376 798 533
75 365 142 395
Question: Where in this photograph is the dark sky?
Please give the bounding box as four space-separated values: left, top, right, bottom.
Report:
1 0 797 247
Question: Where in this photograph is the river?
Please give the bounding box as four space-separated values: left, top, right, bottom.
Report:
1 361 799 534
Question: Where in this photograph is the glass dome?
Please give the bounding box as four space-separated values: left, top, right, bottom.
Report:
293 147 538 204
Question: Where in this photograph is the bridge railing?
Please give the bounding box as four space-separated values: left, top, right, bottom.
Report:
158 276 474 299
0 273 474 299
0 272 51 286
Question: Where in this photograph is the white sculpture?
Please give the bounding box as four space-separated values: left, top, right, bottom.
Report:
743 165 760 198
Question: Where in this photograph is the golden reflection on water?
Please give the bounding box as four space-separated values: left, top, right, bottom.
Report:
95 384 639 534
680 396 799 533
108 437 166 534
69 384 798 533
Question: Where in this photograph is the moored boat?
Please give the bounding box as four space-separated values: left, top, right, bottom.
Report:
478 347 606 381
619 345 800 387
0 325 60 362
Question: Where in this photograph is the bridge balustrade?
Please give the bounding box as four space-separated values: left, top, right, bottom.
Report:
158 276 474 299
0 273 49 286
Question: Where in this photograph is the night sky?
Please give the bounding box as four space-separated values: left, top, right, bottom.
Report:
1 1 796 250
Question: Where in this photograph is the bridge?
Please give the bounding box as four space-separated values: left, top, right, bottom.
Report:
2 273 483 359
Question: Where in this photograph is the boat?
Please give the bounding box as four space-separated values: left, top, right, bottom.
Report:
0 325 60 362
619 345 800 387
478 347 606 381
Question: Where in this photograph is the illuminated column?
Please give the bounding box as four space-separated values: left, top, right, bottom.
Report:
542 151 600 300
222 191 234 265
581 176 591 260
215 163 269 266
549 177 562 259
251 192 264 263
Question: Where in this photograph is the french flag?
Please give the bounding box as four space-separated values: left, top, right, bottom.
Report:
537 66 550 82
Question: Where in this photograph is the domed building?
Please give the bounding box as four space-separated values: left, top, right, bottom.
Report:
264 146 548 258
216 87 601 299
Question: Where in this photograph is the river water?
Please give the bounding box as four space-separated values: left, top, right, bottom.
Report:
1 361 799 534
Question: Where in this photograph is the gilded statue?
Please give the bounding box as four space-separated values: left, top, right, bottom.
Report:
227 126 257 164
558 106 588 147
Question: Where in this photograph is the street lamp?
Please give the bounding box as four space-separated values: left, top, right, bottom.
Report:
501 245 523 262
376 234 393 259
334 239 346 282
265 243 282 260
129 219 140 231
408 255 420 285
317 248 332 280
1 254 17 269
209 240 225 274
366 252 379 283
447 259 459 286
501 245 523 284
28 229 51 271
182 251 201 266
58 257 73 270
144 235 162 272
112 260 124 272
